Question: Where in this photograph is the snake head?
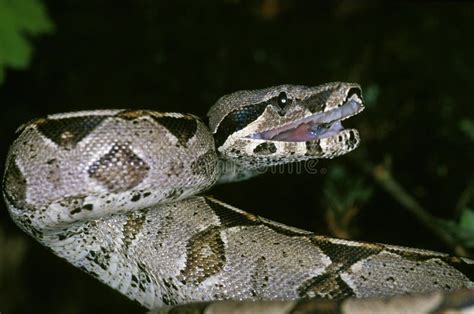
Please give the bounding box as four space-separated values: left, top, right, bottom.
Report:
208 82 364 168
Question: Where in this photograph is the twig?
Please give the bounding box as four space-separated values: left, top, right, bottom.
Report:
350 154 469 257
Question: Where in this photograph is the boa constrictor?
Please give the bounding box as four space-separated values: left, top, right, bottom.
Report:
3 83 474 313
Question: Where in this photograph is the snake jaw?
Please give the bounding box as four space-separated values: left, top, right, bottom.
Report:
247 93 364 142
213 83 365 163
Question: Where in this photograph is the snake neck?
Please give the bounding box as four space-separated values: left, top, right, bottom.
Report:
216 158 264 184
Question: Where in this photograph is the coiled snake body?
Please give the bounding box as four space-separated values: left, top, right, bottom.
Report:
3 83 474 313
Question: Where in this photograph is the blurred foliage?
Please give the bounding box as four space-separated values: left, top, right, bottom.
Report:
437 209 474 249
361 83 380 108
459 119 474 142
0 0 54 84
323 165 373 238
0 228 28 313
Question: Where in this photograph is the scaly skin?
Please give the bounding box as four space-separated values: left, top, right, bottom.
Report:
3 84 473 312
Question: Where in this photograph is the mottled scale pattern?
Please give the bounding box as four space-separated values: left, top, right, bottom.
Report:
150 289 474 314
152 116 198 147
23 196 474 309
3 84 474 313
87 141 150 192
4 109 218 231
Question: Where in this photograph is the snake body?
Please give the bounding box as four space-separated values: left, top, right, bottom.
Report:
3 83 474 312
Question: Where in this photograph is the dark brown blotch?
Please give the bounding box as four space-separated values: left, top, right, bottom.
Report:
70 203 92 215
3 157 27 208
205 197 307 237
305 140 323 155
348 130 357 147
136 261 153 292
301 88 334 113
115 110 152 120
178 226 226 285
297 271 355 299
253 142 277 155
296 237 384 299
310 236 383 267
205 197 259 228
36 115 107 149
152 115 197 147
85 246 111 271
213 102 268 148
123 212 146 248
88 142 150 192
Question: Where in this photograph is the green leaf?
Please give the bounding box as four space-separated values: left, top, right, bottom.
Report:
7 0 55 34
0 28 32 69
323 165 373 214
0 0 54 83
0 67 4 85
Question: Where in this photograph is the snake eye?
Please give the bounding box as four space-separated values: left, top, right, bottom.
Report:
277 92 288 109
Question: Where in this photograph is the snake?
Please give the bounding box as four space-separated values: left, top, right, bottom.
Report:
3 82 474 313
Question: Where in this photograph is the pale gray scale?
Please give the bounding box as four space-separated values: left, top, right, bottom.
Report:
5 125 75 209
128 197 333 307
190 149 219 178
203 226 331 300
39 209 160 308
249 256 271 298
341 251 474 298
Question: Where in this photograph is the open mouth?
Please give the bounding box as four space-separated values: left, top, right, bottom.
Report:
247 95 363 142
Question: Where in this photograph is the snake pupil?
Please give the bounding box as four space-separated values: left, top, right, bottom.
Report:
277 92 288 109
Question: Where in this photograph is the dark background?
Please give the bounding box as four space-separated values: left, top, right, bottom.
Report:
1 1 474 313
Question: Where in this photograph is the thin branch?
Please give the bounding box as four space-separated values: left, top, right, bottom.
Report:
350 154 469 257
